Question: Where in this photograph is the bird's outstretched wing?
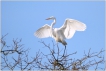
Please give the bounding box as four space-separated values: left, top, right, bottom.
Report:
60 19 86 39
34 24 51 38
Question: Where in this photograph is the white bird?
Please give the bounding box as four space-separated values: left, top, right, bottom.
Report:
34 16 86 47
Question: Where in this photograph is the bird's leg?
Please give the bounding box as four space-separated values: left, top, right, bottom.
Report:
63 45 66 57
65 45 66 50
56 42 59 48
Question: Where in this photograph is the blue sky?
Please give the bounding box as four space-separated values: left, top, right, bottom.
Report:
1 1 105 70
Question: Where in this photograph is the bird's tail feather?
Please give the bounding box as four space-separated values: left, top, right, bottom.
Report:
62 40 67 46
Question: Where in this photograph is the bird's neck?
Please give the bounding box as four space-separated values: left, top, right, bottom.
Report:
51 18 56 28
51 18 56 37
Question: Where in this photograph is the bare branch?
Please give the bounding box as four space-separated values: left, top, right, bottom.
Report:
1 35 105 70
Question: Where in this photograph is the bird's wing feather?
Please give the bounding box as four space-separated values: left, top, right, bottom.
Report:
60 19 86 39
68 19 86 31
34 24 51 38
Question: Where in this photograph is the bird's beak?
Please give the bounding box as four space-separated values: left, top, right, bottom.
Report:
46 18 50 20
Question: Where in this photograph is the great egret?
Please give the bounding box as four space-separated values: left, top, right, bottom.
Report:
34 16 86 47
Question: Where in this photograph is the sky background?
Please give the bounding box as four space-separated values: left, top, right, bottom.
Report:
1 1 105 70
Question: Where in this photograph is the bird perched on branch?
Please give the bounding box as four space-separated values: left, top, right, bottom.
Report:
34 16 86 47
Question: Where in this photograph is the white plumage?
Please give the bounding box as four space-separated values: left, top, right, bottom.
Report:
35 24 51 38
34 16 86 46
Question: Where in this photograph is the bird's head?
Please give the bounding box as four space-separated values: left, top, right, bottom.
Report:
46 16 55 20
